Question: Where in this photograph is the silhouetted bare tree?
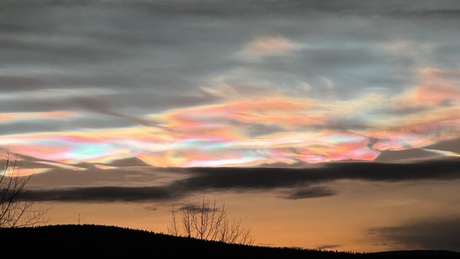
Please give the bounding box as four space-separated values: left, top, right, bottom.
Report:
1 149 50 228
167 197 254 245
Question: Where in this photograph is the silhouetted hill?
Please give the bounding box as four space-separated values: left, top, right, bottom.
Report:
1 224 459 258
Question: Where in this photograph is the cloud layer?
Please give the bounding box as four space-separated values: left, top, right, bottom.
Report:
370 217 460 251
23 157 460 202
1 2 459 253
1 0 460 169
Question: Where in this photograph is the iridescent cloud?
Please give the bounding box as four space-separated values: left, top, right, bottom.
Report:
0 111 76 123
0 67 459 170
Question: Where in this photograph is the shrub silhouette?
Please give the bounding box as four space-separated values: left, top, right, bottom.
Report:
167 197 254 245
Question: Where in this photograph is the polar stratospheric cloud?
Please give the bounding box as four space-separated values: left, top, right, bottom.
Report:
1 0 460 253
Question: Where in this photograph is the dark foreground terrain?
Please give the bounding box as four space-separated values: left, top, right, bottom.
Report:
1 224 458 258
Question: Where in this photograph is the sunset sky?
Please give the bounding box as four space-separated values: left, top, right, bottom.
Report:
1 0 460 253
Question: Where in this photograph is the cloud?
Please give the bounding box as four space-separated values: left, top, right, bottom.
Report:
381 40 435 64
1 0 460 181
25 157 460 202
393 67 460 109
2 79 459 168
0 111 76 124
240 36 304 59
369 217 460 252
279 186 336 200
178 158 460 189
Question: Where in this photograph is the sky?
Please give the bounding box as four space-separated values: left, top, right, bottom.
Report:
1 0 460 253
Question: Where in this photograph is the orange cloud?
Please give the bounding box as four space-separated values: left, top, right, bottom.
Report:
394 67 460 108
240 36 304 58
0 111 76 123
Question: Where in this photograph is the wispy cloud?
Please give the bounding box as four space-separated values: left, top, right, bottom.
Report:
2 73 459 168
369 216 460 252
240 36 305 59
0 111 76 123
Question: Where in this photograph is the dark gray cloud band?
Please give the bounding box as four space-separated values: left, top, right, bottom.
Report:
26 157 460 202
